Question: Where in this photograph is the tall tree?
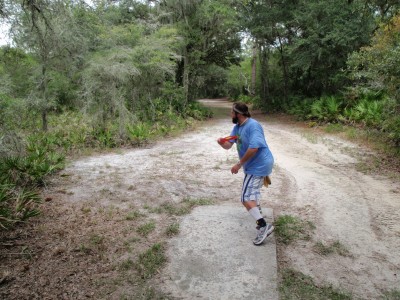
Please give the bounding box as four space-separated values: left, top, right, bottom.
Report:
364 0 400 22
251 42 256 96
240 0 376 105
81 2 181 133
11 0 89 130
348 13 400 102
159 0 241 101
288 0 374 96
239 0 298 105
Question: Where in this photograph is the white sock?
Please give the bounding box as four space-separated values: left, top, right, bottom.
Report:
249 207 263 221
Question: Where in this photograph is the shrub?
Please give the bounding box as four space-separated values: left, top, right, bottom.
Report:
382 114 400 147
127 122 152 145
308 96 343 122
0 133 65 229
286 97 314 120
185 101 213 120
345 99 384 127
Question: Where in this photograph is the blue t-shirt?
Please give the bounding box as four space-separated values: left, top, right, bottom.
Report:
230 118 274 176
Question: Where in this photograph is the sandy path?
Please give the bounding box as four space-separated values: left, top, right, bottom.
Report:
263 109 400 298
64 98 399 298
186 99 399 298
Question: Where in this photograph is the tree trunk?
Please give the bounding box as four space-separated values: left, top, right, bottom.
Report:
183 45 189 105
276 32 288 102
40 65 48 132
259 45 270 106
251 43 257 96
41 110 48 132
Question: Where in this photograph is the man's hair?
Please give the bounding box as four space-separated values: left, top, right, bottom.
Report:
233 102 251 117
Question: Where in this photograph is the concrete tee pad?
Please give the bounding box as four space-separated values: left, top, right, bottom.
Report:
162 205 278 299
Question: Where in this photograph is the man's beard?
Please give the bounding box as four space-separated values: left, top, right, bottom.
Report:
232 117 238 124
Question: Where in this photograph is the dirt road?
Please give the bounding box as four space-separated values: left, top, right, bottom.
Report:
1 98 399 299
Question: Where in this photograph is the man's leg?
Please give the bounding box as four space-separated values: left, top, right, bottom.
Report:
243 200 268 229
241 174 274 245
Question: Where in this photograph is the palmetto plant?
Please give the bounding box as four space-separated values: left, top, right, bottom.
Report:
310 101 325 120
0 184 14 228
0 183 41 229
287 98 314 120
353 99 384 127
127 122 152 145
0 134 64 229
25 134 65 184
309 96 343 122
325 96 342 118
13 188 41 221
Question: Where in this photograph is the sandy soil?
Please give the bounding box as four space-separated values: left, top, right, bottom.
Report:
1 98 399 299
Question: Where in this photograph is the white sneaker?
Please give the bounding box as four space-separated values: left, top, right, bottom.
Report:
253 224 274 245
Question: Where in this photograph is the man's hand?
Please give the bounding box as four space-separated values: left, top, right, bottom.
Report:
217 137 233 150
231 162 241 174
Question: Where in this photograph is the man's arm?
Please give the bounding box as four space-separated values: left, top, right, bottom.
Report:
231 148 258 174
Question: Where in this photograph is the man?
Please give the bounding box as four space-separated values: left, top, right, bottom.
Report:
217 102 274 245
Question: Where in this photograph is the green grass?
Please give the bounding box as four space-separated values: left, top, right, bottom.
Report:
274 215 315 245
165 223 180 237
0 184 42 229
313 241 351 257
78 244 92 255
149 198 214 216
20 246 34 260
301 132 319 144
89 234 105 245
119 285 169 300
280 268 352 300
137 221 156 237
126 210 145 221
135 243 166 279
345 127 358 140
324 123 345 133
159 202 190 216
383 289 400 300
119 258 135 271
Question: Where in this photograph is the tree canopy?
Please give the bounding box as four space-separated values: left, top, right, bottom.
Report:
0 0 398 141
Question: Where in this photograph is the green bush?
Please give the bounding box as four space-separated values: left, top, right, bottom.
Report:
185 101 213 120
127 122 153 144
24 134 66 185
382 114 400 147
160 82 186 115
0 95 39 131
286 97 311 119
344 99 384 127
48 111 91 150
0 133 65 229
0 137 65 187
308 96 343 122
236 94 254 104
93 127 117 148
